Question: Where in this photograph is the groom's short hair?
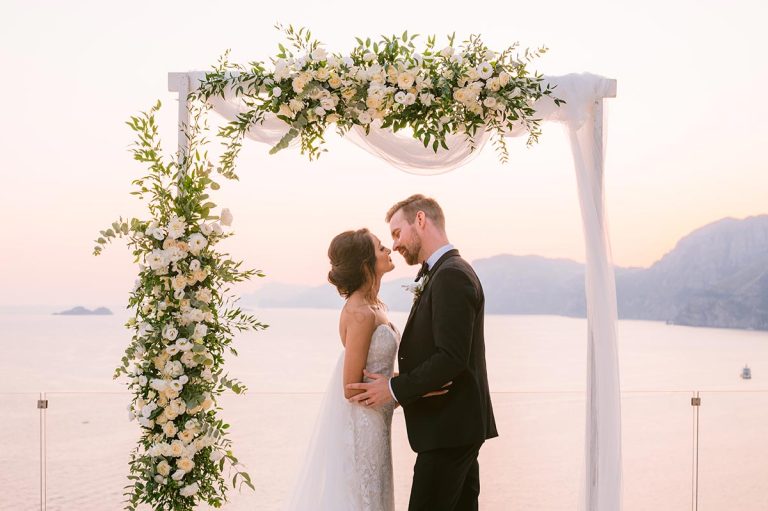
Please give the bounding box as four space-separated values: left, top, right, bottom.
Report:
386 194 446 231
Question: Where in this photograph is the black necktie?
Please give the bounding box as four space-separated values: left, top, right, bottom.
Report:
415 261 429 282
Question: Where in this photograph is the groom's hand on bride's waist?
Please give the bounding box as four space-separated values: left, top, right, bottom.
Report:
346 370 394 409
346 371 452 409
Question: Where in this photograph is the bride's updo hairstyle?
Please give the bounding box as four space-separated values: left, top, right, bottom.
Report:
328 228 377 300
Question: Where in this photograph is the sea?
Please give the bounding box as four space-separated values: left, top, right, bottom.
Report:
1 308 766 510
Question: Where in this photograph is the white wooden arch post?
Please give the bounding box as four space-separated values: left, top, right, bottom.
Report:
168 71 621 511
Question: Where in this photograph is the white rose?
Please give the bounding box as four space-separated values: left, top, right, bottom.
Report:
147 250 168 271
180 482 199 497
450 54 464 65
314 67 329 81
193 323 208 340
166 216 186 240
163 325 178 341
394 91 407 105
176 338 192 352
483 97 497 108
320 97 336 111
194 288 212 304
440 46 454 58
311 47 327 61
272 59 289 81
357 111 372 124
419 93 434 106
150 378 168 392
187 233 207 255
219 208 233 227
181 351 197 368
199 223 213 236
172 469 186 481
498 72 511 87
403 93 416 106
211 223 223 235
138 417 154 428
165 344 180 355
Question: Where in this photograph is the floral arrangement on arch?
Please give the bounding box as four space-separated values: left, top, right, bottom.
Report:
94 100 265 510
195 25 563 179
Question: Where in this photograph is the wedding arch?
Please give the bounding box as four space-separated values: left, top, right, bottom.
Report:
98 28 619 511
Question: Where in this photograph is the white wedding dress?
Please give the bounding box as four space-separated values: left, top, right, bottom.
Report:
286 323 399 511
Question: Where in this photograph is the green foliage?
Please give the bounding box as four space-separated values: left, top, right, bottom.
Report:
94 100 265 510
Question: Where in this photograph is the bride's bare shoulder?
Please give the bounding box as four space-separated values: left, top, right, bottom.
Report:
340 302 376 329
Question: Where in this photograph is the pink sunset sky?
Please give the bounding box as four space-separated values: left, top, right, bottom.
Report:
1 0 766 307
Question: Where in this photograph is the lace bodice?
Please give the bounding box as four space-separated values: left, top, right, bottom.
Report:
349 323 399 511
363 323 399 382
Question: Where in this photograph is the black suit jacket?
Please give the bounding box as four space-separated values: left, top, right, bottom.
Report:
391 249 498 452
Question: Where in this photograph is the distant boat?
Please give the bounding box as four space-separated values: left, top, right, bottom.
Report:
741 365 752 380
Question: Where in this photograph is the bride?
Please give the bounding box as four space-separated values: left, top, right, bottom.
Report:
287 228 445 510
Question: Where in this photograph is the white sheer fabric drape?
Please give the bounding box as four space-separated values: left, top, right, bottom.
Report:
191 72 622 510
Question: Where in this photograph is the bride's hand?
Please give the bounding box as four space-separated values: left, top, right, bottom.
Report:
422 381 452 398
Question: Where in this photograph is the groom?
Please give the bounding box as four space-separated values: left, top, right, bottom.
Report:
347 194 497 510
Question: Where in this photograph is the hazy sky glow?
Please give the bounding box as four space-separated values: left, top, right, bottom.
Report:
1 0 766 307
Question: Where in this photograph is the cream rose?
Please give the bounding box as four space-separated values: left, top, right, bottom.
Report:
156 460 171 477
177 458 195 472
170 440 184 457
397 71 415 90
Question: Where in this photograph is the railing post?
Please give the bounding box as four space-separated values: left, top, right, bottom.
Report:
691 392 701 511
37 392 48 511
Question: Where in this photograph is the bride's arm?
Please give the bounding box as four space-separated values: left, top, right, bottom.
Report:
342 309 375 400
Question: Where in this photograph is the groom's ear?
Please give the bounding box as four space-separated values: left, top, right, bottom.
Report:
415 210 427 229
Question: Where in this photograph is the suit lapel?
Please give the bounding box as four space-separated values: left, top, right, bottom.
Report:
401 249 460 340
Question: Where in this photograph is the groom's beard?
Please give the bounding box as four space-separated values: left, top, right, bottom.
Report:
400 236 422 266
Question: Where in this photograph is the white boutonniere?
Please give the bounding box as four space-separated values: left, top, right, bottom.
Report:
403 274 430 303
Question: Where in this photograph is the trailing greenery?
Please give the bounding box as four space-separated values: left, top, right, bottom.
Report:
94 100 265 510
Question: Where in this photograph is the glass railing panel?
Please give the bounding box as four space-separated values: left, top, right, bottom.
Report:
0 393 41 511
44 392 135 510
697 391 768 511
622 391 694 511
